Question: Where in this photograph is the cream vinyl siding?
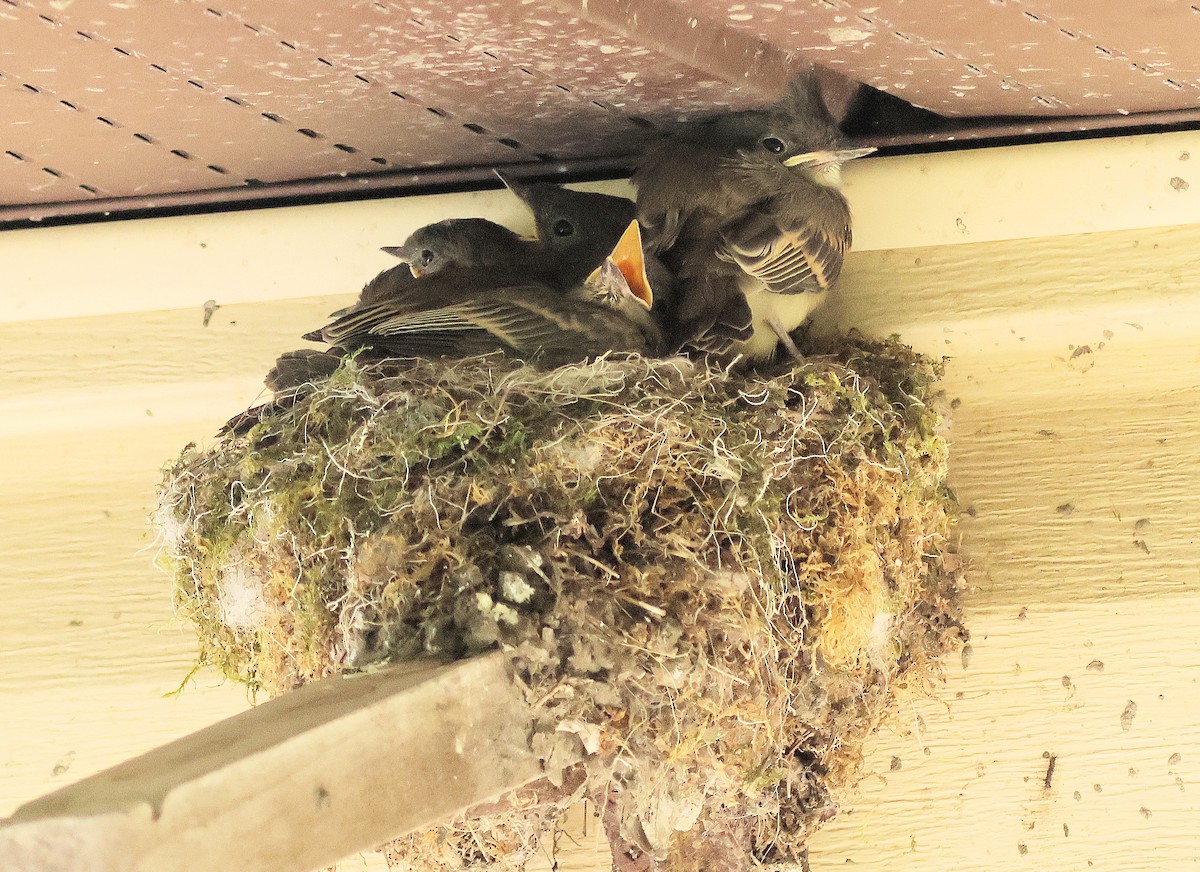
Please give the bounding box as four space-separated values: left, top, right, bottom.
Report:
1 130 1197 870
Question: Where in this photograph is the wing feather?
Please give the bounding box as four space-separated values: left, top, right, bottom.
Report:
306 286 658 365
719 209 849 296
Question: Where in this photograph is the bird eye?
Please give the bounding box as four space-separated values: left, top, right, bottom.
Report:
552 219 575 238
419 249 435 267
761 136 786 154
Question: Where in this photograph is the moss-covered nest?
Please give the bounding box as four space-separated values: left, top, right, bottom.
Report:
154 334 966 870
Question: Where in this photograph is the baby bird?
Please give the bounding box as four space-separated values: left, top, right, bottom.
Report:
495 171 640 288
326 219 540 317
302 220 662 368
636 74 873 363
381 218 532 279
497 171 676 325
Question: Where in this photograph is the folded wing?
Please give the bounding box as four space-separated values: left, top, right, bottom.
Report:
718 208 848 296
308 286 659 366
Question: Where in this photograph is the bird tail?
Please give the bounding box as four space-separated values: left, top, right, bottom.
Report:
218 349 344 438
265 348 344 392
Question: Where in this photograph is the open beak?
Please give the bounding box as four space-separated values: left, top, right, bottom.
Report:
595 220 653 310
783 145 877 168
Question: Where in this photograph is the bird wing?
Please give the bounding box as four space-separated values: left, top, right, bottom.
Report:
311 299 512 357
308 289 657 365
639 205 684 255
679 291 754 356
474 295 659 363
717 208 848 296
660 244 755 354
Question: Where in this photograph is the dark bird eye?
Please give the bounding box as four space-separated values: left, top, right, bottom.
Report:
552 219 575 238
419 249 435 267
761 136 786 154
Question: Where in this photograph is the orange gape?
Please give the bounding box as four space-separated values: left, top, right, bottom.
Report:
606 220 654 310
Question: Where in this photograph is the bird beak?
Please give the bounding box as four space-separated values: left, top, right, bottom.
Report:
835 146 878 162
783 145 876 168
587 219 654 309
495 170 545 234
384 245 427 275
493 168 533 202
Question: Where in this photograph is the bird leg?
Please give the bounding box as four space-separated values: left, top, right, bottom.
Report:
769 314 807 362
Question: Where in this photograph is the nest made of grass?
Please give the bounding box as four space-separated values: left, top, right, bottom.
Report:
155 334 966 869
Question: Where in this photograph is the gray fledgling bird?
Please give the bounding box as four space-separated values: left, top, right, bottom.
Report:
494 172 641 287
496 171 676 326
344 183 646 318
302 220 662 367
224 223 660 435
381 218 532 279
324 218 540 318
635 75 874 362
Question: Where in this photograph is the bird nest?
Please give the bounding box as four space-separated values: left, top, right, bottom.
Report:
154 334 966 870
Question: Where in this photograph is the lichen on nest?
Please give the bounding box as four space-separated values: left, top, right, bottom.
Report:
154 334 966 869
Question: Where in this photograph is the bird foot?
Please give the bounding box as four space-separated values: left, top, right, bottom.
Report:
769 316 807 363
